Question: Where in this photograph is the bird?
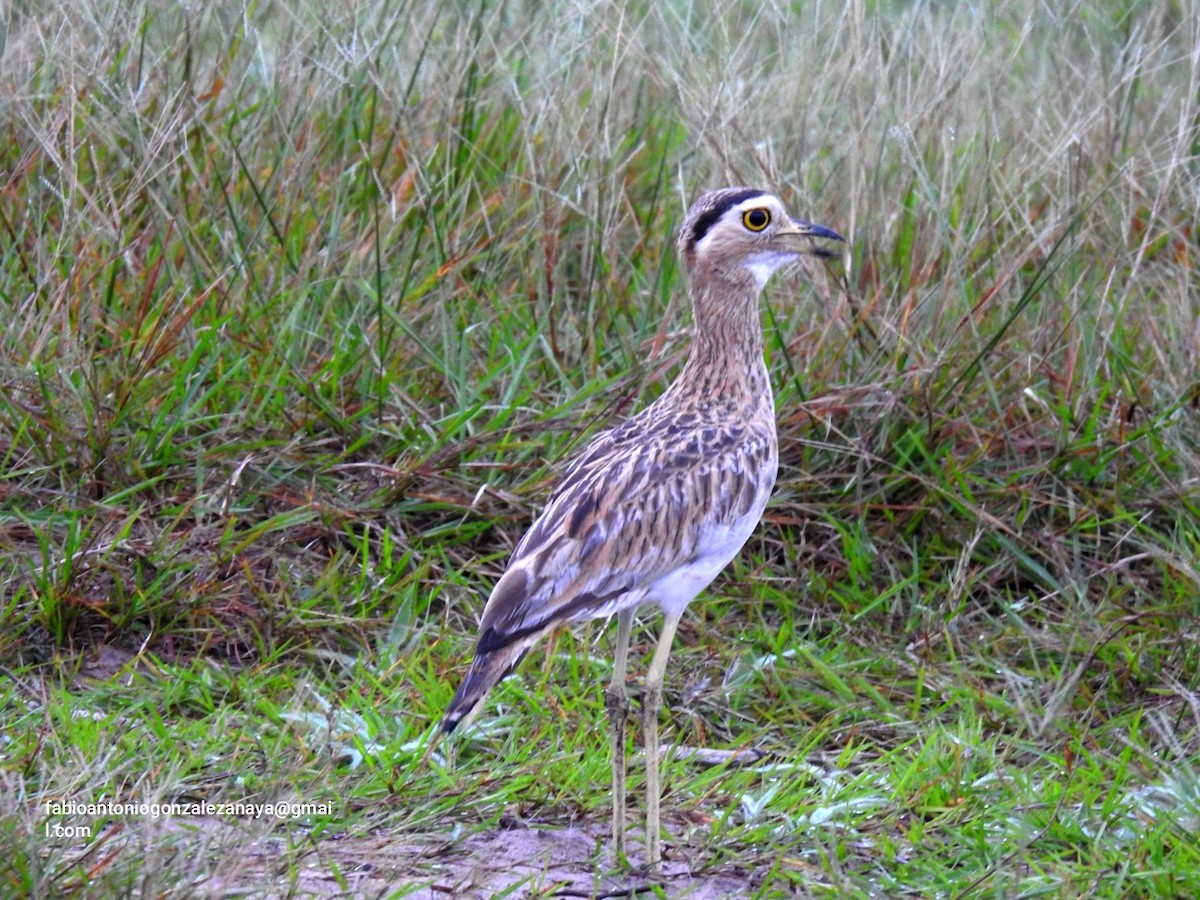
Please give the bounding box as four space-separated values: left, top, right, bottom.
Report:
438 186 844 871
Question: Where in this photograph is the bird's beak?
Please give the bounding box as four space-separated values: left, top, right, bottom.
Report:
778 217 845 259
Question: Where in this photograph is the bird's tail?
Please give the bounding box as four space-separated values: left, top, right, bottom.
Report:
440 642 530 735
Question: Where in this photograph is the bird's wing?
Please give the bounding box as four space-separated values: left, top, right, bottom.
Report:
474 411 776 656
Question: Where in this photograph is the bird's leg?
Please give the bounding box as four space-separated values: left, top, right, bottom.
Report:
642 610 682 873
605 607 635 865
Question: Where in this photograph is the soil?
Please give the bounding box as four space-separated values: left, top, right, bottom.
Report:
199 818 758 898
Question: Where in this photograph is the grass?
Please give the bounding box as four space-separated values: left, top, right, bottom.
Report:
2 0 1199 895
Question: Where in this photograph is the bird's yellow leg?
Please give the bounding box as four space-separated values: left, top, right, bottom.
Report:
642 610 682 873
605 607 635 865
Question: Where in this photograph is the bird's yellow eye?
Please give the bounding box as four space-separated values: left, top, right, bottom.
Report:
742 208 771 232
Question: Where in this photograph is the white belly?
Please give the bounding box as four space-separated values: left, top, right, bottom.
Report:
649 501 768 617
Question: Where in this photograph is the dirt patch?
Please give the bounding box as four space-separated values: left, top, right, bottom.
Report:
391 822 754 898
195 819 757 898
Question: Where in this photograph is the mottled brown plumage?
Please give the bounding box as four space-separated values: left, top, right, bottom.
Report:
440 187 843 869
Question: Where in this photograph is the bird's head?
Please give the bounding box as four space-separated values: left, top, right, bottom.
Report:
678 187 844 288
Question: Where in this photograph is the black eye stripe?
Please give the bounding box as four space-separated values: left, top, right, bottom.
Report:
685 188 765 247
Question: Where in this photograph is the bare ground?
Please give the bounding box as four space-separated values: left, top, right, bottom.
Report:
190 818 759 898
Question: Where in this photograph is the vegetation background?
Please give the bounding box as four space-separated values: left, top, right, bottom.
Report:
2 0 1198 896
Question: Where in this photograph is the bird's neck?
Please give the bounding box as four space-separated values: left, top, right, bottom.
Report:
669 267 772 407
